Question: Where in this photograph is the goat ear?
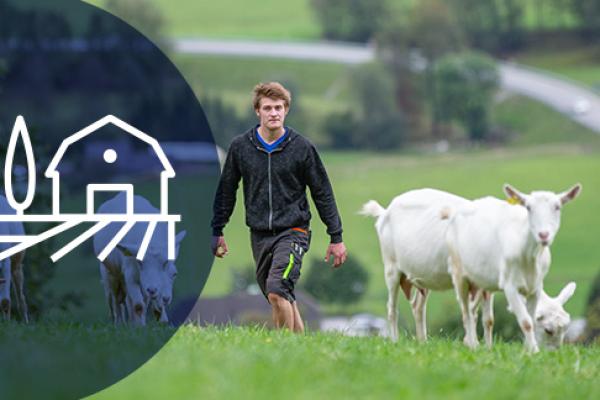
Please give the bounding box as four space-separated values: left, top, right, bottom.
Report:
559 183 582 205
557 282 576 305
503 184 526 205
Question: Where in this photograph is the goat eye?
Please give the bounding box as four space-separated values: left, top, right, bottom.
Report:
554 205 561 211
526 205 531 211
537 315 544 321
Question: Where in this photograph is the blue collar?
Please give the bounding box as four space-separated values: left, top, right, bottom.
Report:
255 127 288 153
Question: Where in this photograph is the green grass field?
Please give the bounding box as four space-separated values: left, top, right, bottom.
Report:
86 0 321 39
91 326 600 399
515 45 600 90
493 95 600 146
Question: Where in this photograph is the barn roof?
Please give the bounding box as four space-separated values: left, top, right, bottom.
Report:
45 115 175 178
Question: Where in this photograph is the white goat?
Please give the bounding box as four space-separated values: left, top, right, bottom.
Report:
93 193 185 326
535 282 576 349
361 188 471 342
446 183 581 352
0 195 28 323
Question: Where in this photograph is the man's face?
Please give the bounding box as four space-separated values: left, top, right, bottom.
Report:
256 97 288 132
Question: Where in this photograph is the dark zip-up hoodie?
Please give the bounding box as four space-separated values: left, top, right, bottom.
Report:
211 127 343 243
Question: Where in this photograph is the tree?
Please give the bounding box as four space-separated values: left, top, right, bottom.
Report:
302 256 368 305
311 0 389 42
571 0 600 36
410 0 465 138
448 0 525 52
377 0 464 138
435 52 500 141
352 63 407 150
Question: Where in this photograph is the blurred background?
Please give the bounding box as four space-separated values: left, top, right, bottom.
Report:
85 0 600 341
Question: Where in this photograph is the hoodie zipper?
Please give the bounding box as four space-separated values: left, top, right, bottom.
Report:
251 131 288 233
268 152 273 231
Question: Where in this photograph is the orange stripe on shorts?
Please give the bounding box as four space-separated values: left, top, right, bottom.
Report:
292 227 307 234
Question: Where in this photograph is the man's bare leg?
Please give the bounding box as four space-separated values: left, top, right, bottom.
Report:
268 293 294 330
292 302 304 333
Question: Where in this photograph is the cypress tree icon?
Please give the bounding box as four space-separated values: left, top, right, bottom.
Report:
4 116 36 215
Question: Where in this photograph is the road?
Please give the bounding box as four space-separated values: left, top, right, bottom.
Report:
173 38 600 133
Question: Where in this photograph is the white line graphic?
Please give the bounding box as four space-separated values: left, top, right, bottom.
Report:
87 184 134 215
4 116 36 215
137 220 157 261
0 220 81 261
97 220 135 261
51 221 111 262
0 115 183 263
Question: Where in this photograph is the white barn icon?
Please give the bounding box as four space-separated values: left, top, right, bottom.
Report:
44 115 175 215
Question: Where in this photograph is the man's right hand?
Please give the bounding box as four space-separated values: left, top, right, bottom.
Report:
211 236 229 258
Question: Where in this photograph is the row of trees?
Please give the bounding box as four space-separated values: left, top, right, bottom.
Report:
312 0 600 47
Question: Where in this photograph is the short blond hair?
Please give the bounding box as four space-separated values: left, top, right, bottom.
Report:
252 82 292 110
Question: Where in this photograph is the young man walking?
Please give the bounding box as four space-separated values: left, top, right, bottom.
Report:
211 82 347 332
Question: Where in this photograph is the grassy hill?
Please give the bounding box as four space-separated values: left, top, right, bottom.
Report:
4 318 599 399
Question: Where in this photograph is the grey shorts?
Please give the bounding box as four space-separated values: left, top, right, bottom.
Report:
250 228 310 303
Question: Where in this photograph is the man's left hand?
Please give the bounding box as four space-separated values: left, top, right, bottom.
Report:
325 242 347 268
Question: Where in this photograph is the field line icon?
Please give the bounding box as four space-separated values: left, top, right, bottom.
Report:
0 115 182 262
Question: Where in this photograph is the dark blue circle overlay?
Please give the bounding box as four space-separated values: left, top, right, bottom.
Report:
0 1 217 398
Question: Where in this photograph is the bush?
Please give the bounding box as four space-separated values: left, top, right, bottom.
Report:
435 52 499 141
302 255 368 305
323 110 360 149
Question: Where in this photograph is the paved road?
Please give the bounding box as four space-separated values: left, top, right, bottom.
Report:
499 64 600 133
174 38 600 133
174 38 374 64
